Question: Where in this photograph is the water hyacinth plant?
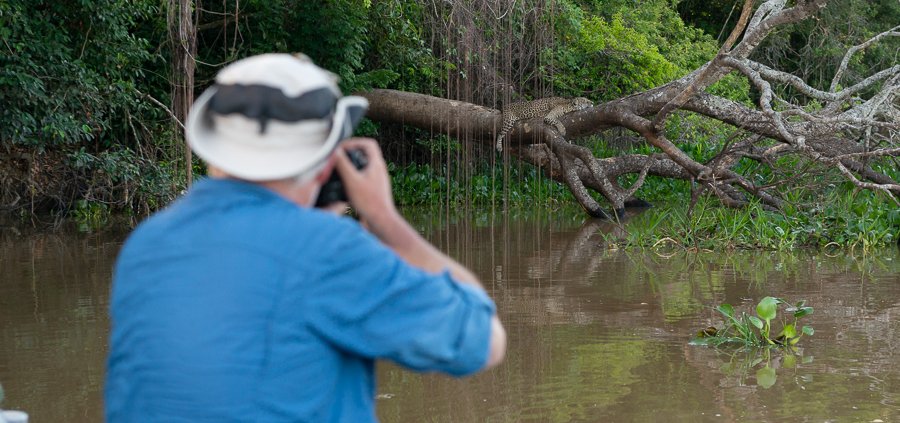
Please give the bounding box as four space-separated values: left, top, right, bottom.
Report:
692 297 814 348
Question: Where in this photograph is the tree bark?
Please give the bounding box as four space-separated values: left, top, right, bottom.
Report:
168 0 198 187
359 0 899 216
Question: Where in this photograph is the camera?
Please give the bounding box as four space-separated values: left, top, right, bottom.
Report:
314 149 368 208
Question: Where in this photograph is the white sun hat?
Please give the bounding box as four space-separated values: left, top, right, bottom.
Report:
185 53 368 181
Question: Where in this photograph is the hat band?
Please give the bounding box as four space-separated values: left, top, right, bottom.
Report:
205 84 338 134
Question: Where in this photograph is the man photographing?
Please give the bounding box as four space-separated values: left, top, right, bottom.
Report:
105 53 506 422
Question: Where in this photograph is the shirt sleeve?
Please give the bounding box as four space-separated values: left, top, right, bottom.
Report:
302 219 496 377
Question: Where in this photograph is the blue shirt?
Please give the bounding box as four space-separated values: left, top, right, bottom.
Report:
106 178 495 422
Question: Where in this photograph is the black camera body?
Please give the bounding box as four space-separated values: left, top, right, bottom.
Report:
314 149 368 208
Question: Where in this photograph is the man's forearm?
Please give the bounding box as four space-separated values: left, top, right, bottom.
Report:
365 210 483 288
366 209 507 369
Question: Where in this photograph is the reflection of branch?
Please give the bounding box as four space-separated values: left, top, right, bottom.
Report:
557 219 621 276
1 192 21 210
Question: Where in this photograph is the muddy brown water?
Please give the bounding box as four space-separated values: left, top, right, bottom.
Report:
1 211 898 422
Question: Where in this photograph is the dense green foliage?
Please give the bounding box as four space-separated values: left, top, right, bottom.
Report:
0 0 176 212
1 0 152 147
548 0 742 99
1 0 897 248
390 162 576 208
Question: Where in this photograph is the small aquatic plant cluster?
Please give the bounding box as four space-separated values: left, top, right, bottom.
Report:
692 297 814 348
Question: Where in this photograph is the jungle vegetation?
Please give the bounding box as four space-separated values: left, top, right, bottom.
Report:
0 0 897 247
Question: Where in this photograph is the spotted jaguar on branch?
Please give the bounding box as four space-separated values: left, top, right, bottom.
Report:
495 97 593 152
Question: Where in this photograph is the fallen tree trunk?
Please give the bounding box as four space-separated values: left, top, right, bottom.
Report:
360 0 899 217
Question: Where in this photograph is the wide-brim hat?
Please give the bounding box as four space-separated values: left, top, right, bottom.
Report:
186 53 368 181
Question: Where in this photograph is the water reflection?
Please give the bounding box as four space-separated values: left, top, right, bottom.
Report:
0 212 898 422
379 209 900 422
0 224 127 422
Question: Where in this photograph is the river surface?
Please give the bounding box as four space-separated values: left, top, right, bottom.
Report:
0 210 898 422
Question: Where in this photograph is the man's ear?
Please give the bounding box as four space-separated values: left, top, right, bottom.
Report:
206 164 228 178
314 156 337 185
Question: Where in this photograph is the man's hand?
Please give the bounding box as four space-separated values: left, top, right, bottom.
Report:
333 138 401 238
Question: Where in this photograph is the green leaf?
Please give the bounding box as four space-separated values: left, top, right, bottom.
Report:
802 326 815 336
756 366 777 389
793 307 813 318
780 324 797 339
716 304 734 318
748 315 764 329
756 296 778 321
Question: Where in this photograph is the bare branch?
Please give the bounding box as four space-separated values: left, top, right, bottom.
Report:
731 0 828 58
135 89 185 130
830 25 900 92
834 148 900 161
746 61 900 103
622 164 651 199
835 162 900 205
722 0 756 52
720 56 795 142
746 0 786 33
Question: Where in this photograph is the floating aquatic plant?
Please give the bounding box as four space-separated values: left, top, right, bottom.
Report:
692 297 814 348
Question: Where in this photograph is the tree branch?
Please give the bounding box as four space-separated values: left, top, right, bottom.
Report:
830 25 900 92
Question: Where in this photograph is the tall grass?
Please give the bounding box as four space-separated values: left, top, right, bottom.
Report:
610 189 899 252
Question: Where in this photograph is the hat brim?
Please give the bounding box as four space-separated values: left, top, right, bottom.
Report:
186 88 369 181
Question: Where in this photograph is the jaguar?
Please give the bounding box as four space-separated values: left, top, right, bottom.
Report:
495 97 593 152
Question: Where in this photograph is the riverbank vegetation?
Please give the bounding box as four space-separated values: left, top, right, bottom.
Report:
1 0 897 248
